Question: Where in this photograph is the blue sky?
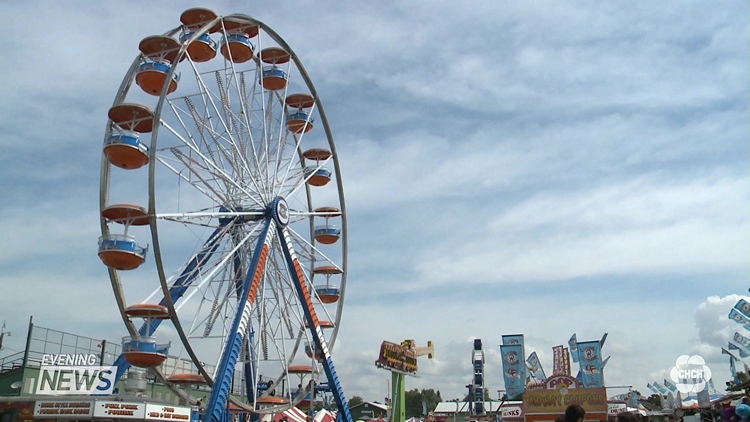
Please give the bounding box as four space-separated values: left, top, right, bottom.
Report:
0 0 747 404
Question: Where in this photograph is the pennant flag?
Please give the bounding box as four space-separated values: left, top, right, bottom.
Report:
500 344 526 400
526 351 547 381
646 383 659 395
576 340 604 388
729 342 750 358
601 356 610 369
663 379 678 393
697 384 711 407
569 334 579 363
735 299 750 318
600 333 608 348
0 331 4 351
729 309 750 332
709 378 716 393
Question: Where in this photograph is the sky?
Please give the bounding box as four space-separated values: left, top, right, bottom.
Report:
0 0 748 406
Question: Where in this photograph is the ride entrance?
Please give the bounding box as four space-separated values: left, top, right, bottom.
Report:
96 7 352 422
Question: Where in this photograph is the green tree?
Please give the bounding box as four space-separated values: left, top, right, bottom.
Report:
349 396 364 408
405 389 442 418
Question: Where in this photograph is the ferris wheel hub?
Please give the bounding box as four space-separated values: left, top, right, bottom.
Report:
270 196 290 227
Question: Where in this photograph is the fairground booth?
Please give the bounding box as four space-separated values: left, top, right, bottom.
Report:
523 375 607 422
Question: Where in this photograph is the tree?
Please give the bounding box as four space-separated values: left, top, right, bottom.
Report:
405 389 442 418
349 396 364 408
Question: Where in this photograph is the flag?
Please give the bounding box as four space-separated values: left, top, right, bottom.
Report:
729 342 750 358
0 331 4 351
569 334 579 363
601 356 610 369
647 383 659 395
729 309 750 332
552 345 565 375
562 347 571 376
576 340 604 388
653 381 668 395
730 355 740 384
500 344 525 400
502 335 526 382
600 333 608 348
735 332 750 349
735 299 750 318
697 384 711 407
723 347 740 360
709 378 716 393
663 379 678 393
526 351 547 381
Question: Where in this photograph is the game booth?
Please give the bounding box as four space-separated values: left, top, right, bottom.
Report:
523 375 607 422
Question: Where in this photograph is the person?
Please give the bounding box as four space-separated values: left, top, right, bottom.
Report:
564 404 586 422
617 412 638 422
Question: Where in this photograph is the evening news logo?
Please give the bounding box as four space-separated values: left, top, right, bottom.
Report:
36 354 116 395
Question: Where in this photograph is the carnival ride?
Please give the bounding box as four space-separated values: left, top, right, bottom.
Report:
98 7 352 422
375 340 434 422
467 339 485 415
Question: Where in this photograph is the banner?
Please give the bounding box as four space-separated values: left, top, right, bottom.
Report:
576 340 603 388
552 345 566 375
562 347 571 376
729 309 750 332
527 351 547 381
735 299 750 318
652 381 668 395
627 391 640 408
734 332 750 349
729 355 740 384
502 335 527 382
663 379 677 393
729 342 750 358
569 334 579 363
500 344 526 400
600 333 608 348
524 388 607 414
646 383 659 395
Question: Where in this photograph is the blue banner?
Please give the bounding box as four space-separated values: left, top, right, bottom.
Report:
647 383 659 395
500 344 525 400
734 332 750 349
663 379 677 393
502 334 526 382
526 351 546 381
729 342 750 358
735 299 750 318
729 309 750 332
653 381 668 395
576 340 603 388
628 391 640 408
569 334 578 363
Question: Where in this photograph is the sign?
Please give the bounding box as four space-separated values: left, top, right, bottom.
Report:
524 388 607 414
93 401 146 419
36 365 117 395
545 375 579 390
34 400 94 418
0 401 34 422
608 403 627 415
145 404 192 421
501 405 524 420
374 341 418 373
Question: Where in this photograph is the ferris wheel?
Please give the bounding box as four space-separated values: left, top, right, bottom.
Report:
97 8 352 422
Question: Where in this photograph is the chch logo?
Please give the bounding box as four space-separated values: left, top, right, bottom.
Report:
669 355 711 394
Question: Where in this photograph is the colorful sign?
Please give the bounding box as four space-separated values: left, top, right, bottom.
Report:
524 387 607 414
568 334 578 363
527 352 547 381
501 404 524 420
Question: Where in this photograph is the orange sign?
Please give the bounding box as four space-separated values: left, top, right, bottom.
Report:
524 388 607 414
